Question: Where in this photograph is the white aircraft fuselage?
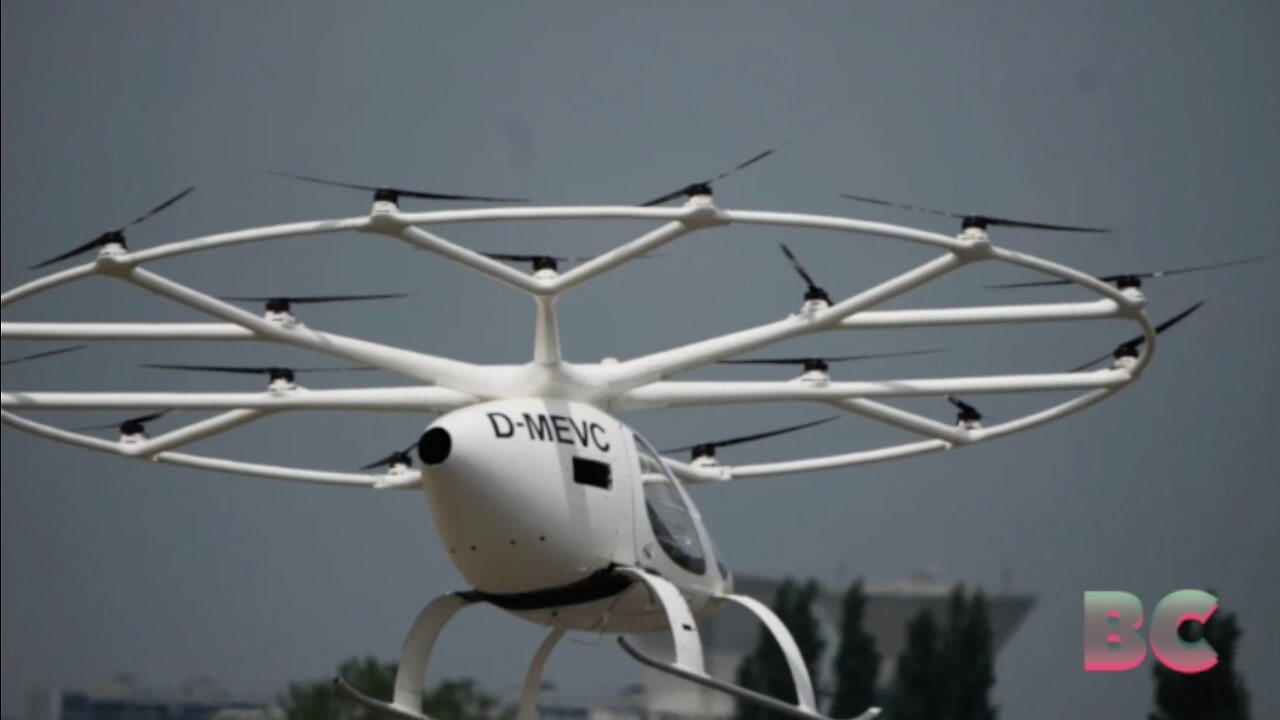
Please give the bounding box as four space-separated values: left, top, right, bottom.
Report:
417 398 732 633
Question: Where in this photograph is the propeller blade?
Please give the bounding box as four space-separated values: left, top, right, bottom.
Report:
1069 301 1205 372
479 251 665 266
30 236 113 270
480 252 593 263
1129 255 1273 280
838 193 957 220
30 186 195 270
1 345 87 366
779 243 821 292
718 349 945 365
1150 300 1207 335
73 410 170 432
359 452 402 471
261 169 527 203
984 277 1094 289
640 144 784 206
1067 352 1114 375
123 186 195 228
985 255 1273 289
705 146 781 184
977 217 1110 233
359 440 418 470
946 395 985 424
220 293 410 305
143 363 274 375
661 416 837 455
839 193 1109 233
638 187 690 208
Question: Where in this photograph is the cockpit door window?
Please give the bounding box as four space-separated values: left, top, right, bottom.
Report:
634 434 707 575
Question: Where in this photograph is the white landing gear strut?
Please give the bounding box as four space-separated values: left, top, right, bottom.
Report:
616 569 881 720
333 593 570 720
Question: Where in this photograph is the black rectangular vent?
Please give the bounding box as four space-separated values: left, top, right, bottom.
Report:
572 456 612 490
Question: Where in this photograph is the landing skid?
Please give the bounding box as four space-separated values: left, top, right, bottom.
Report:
619 639 879 720
334 590 567 720
335 570 878 720
616 568 881 720
335 676 431 720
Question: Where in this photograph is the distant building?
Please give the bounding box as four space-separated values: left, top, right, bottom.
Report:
25 674 279 720
633 572 1035 720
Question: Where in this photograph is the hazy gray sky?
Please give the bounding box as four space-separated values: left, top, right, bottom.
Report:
3 2 1277 718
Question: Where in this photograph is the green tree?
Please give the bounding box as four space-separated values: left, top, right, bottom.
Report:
829 579 881 718
734 578 826 720
938 584 969 712
893 586 998 720
1149 603 1251 720
889 609 947 720
282 656 506 720
943 590 997 720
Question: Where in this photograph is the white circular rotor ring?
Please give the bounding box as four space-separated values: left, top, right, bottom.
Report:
1 198 1156 488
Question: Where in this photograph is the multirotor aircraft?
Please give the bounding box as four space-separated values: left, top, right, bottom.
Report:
1 150 1265 720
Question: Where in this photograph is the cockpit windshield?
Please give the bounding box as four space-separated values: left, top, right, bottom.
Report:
634 434 707 575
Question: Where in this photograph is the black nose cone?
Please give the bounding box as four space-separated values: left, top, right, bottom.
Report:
418 427 452 466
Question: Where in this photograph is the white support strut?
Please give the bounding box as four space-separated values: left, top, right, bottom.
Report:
335 593 476 720
517 628 568 720
616 567 707 674
615 576 882 720
721 594 820 712
2 198 1158 488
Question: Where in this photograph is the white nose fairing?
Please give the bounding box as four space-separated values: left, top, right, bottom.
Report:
420 399 628 594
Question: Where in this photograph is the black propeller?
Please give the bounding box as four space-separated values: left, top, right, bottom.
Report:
661 416 837 461
261 170 527 204
31 186 195 269
219 293 410 313
985 256 1272 290
779 243 830 303
718 349 945 374
640 145 783 207
142 363 374 383
1 345 87 366
74 410 170 435
947 396 983 425
1069 301 1205 372
479 251 663 273
481 252 595 273
838 193 1109 234
360 440 419 471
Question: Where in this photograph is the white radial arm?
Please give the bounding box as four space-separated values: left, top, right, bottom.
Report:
113 216 372 265
117 266 479 387
395 224 549 294
1 299 1124 342
393 206 709 297
0 216 369 309
606 252 965 389
2 323 257 341
1 385 472 480
843 299 1123 329
0 410 403 489
1 386 476 412
614 370 1130 410
662 387 1124 484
